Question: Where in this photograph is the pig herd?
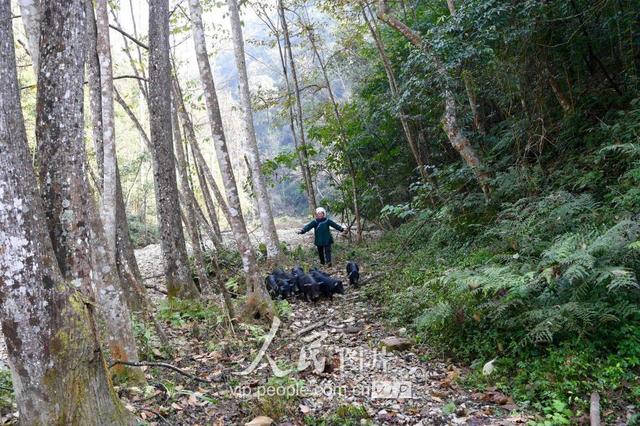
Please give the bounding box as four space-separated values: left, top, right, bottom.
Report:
264 261 360 303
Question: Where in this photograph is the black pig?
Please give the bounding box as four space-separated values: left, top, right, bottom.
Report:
264 274 279 297
346 261 360 287
299 274 320 302
310 270 344 298
291 266 306 294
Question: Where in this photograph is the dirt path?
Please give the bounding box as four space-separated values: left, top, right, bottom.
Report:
132 230 531 425
224 281 529 425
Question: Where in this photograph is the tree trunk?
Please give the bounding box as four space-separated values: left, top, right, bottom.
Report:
377 0 491 200
85 0 103 186
0 2 133 421
227 0 281 260
149 0 200 299
173 78 232 236
36 0 144 384
362 6 428 181
171 99 209 292
17 0 40 73
95 0 117 259
194 158 224 245
304 24 363 242
188 0 274 320
278 0 317 213
265 11 317 215
88 1 169 346
277 39 314 212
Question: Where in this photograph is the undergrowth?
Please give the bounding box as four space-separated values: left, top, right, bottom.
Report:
358 112 640 421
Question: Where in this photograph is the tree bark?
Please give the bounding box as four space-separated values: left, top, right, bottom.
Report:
0 1 134 421
149 0 200 300
36 0 144 384
278 0 317 213
85 0 104 186
95 0 117 259
188 0 274 319
194 159 224 245
377 0 491 200
227 0 281 260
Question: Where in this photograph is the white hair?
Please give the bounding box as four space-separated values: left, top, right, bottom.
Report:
315 207 326 215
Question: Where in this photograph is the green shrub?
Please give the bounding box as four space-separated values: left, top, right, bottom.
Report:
126 215 159 248
157 298 223 327
0 370 13 417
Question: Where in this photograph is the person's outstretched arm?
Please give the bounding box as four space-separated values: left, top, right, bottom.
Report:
327 219 345 232
298 220 316 234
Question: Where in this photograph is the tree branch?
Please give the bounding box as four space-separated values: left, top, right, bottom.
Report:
110 360 213 384
109 24 148 50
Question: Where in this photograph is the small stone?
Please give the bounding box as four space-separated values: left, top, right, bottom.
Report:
245 416 274 426
455 406 468 417
380 336 412 351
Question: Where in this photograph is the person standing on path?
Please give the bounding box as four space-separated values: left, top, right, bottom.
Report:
298 207 346 267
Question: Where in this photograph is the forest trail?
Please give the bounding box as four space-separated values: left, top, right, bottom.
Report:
131 232 531 425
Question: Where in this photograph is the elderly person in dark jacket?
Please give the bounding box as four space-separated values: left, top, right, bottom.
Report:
297 207 345 267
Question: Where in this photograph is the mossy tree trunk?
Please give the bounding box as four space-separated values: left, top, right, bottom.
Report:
35 0 143 383
0 1 133 422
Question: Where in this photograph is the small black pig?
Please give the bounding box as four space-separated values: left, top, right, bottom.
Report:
298 273 321 302
264 274 279 297
291 266 305 294
273 267 294 281
310 270 344 298
346 261 360 287
277 278 295 299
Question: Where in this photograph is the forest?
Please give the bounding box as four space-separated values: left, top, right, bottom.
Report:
0 0 638 424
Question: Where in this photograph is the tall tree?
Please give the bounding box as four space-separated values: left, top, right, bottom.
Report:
302 20 363 242
0 0 133 422
254 2 317 214
149 0 200 299
171 79 226 252
362 6 428 181
278 0 317 213
377 0 491 200
86 1 170 347
227 0 281 260
188 0 274 319
171 96 210 293
95 0 117 258
36 0 143 382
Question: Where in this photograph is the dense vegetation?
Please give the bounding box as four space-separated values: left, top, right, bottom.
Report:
292 0 640 419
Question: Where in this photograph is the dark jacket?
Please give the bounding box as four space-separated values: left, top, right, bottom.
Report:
300 217 344 246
